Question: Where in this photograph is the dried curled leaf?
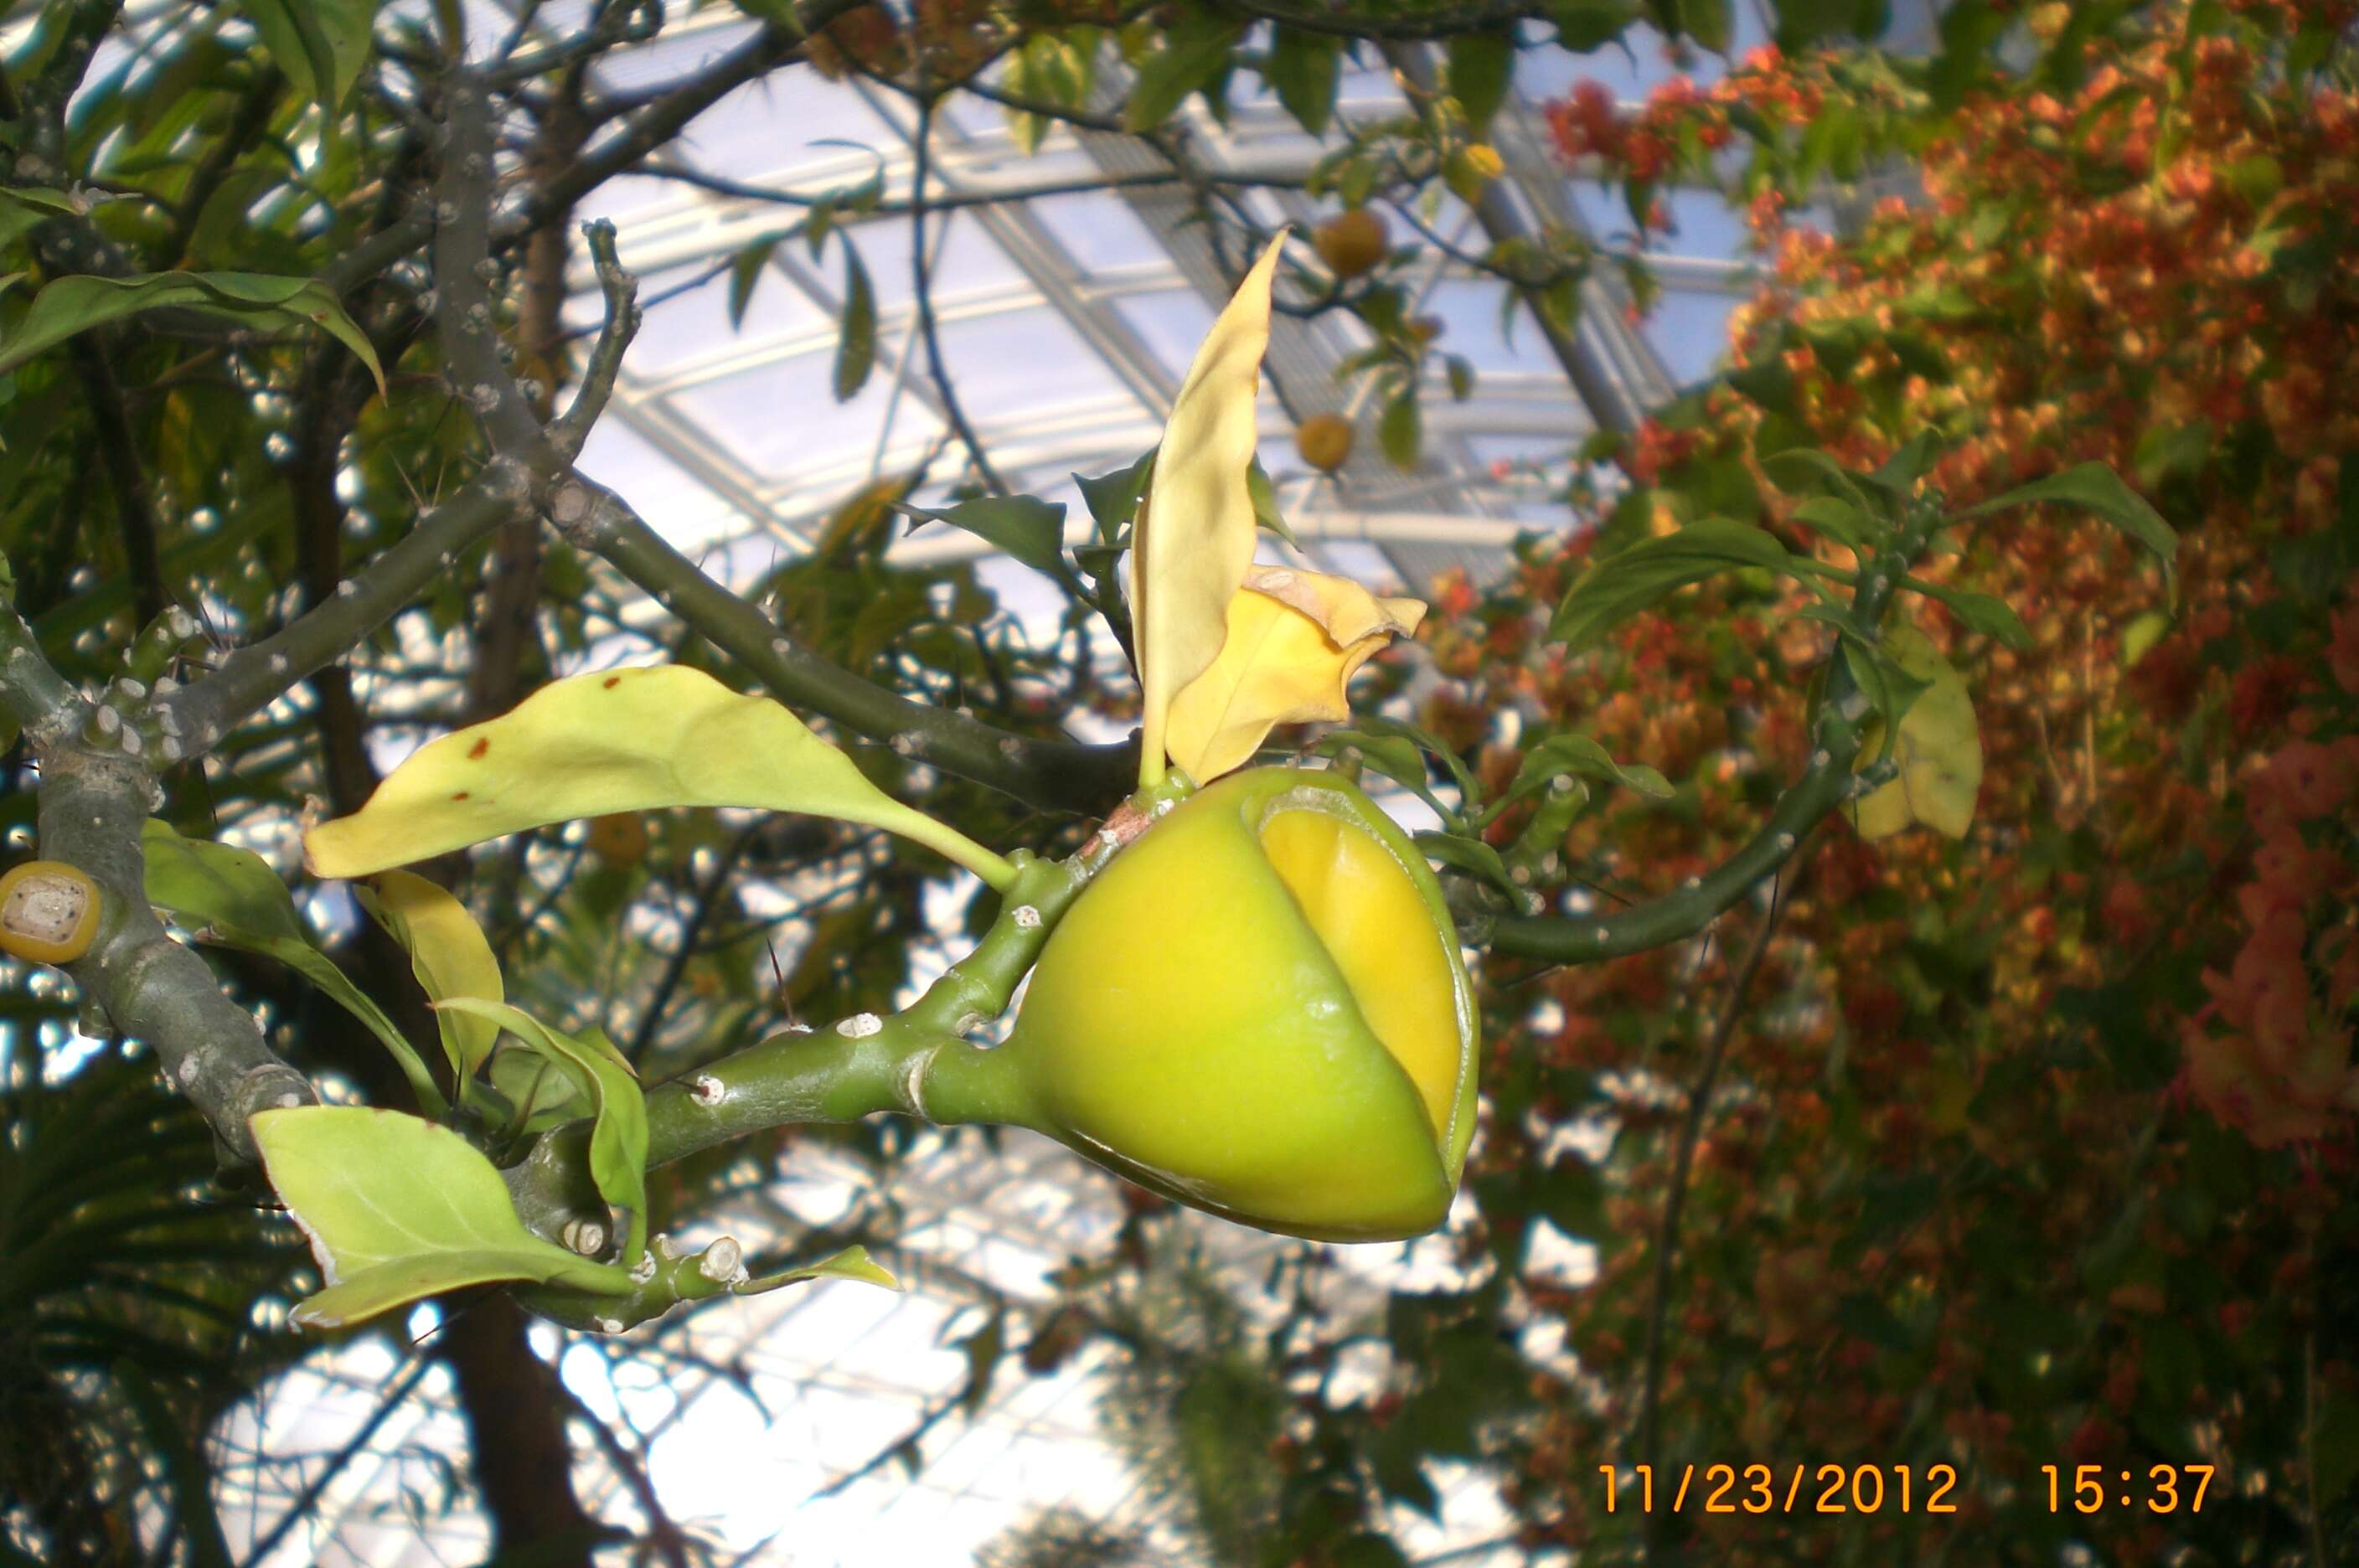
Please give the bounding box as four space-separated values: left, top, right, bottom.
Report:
1165 565 1424 782
303 665 1014 889
1133 235 1288 787
1851 625 1983 840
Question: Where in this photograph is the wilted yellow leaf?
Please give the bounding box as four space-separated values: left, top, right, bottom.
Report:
1851 625 1983 840
305 665 1016 889
1133 235 1288 787
1166 566 1424 782
356 869 503 1083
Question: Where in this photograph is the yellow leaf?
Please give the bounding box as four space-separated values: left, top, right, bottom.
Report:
356 869 504 1083
1166 565 1424 782
305 665 1016 889
1851 625 1982 840
1133 235 1288 787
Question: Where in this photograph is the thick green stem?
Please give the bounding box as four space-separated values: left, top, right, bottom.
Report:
509 777 1194 1242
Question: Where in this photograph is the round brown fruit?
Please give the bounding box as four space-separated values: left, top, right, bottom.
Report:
1314 209 1389 280
1295 413 1355 473
586 812 650 868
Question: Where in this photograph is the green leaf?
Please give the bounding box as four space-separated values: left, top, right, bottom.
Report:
1871 431 1942 494
251 1106 628 1329
1548 518 1795 650
1316 729 1462 828
833 244 875 401
354 869 503 1086
1350 713 1484 804
727 233 786 328
1414 831 1520 898
1512 735 1675 800
1264 26 1340 135
302 664 1015 890
1846 625 1980 839
1956 462 2177 599
1075 446 1155 543
1551 0 1641 50
239 1 379 117
742 1244 901 1295
1246 456 1299 548
890 495 1068 580
1766 446 1880 518
1378 389 1422 469
1903 578 2033 651
0 271 385 394
1680 0 1736 51
1445 30 1515 131
0 185 91 252
1123 13 1244 132
435 999 648 1266
142 820 445 1116
1792 494 1878 552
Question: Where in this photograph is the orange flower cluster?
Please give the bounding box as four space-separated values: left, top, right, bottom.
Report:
2187 738 2359 1144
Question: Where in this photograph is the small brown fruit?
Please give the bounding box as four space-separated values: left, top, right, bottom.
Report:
0 861 102 965
1294 413 1355 473
1313 209 1390 279
586 812 650 868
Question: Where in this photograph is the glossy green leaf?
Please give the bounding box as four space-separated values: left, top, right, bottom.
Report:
1316 730 1463 828
1265 26 1340 135
1548 518 1795 650
0 271 384 394
834 243 875 401
1075 447 1155 542
890 494 1067 580
1904 578 2033 650
740 1244 902 1295
1246 456 1300 548
303 664 1014 889
1511 735 1675 801
1956 462 2177 601
435 999 648 1265
1792 494 1878 551
1123 12 1245 132
239 0 379 116
1415 830 1520 899
727 232 786 328
1379 389 1422 470
1765 446 1880 517
1446 30 1515 130
251 1106 627 1329
142 820 444 1116
354 869 503 1086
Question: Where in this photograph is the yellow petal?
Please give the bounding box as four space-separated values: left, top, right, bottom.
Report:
356 869 503 1082
1165 567 1424 782
304 665 1015 888
1851 625 1983 840
1133 235 1288 787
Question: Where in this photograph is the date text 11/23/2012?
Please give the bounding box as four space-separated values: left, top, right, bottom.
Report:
1592 1462 2218 1515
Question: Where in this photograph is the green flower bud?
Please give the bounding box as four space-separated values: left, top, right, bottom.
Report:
1004 767 1477 1240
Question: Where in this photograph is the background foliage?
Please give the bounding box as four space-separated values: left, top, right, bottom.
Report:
0 0 2354 1565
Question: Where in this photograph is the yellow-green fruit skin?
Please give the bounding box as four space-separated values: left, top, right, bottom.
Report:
1004 768 1476 1241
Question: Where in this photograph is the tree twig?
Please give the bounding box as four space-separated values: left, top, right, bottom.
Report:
907 88 1008 497
1636 860 1799 1564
